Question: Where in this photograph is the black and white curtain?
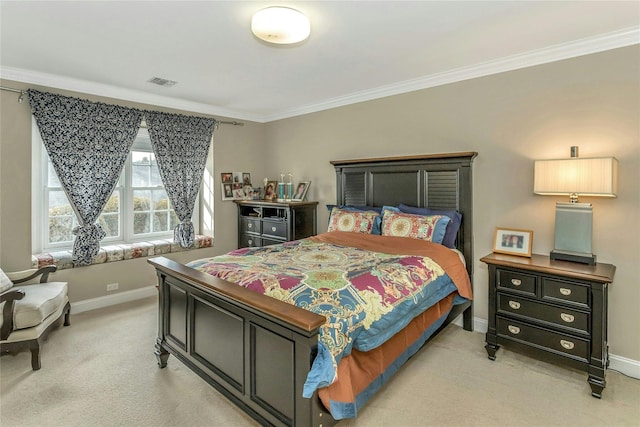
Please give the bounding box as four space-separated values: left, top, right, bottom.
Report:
145 111 216 248
28 90 143 265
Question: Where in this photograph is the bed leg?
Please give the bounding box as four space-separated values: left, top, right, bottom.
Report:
155 338 170 368
462 304 473 331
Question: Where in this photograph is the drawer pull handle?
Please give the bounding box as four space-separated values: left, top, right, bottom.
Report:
248 223 252 228
508 325 521 335
510 279 522 286
247 239 253 245
508 301 521 310
560 340 575 350
560 313 575 323
559 287 572 296
272 226 277 232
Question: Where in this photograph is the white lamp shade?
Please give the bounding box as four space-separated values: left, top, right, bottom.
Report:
534 157 618 197
251 7 311 44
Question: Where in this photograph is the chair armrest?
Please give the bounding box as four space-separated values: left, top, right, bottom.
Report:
7 265 58 284
1 288 25 340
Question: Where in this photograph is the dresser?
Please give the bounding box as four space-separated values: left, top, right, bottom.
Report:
480 252 615 398
235 200 318 248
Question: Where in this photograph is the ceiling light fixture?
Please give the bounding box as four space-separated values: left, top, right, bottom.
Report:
251 6 310 45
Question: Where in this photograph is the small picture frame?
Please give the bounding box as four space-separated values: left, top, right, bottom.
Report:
292 181 311 201
263 180 278 201
221 183 234 200
221 172 233 184
493 227 533 257
251 187 263 200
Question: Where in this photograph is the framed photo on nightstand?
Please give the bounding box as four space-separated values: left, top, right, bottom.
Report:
493 227 533 257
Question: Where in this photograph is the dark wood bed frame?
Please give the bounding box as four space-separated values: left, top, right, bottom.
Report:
148 152 477 427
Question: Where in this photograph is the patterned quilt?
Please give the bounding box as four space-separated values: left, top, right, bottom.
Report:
187 231 472 397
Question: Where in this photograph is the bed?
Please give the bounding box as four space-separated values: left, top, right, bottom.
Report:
148 152 477 426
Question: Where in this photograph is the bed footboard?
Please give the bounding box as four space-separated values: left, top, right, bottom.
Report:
148 256 334 427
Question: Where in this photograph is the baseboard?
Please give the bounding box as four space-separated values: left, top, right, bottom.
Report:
609 354 640 380
452 314 488 333
454 315 640 380
71 286 157 314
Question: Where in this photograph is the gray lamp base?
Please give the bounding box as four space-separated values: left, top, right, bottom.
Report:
550 250 596 265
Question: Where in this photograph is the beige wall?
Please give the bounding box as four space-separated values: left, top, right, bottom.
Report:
1 45 638 361
0 81 265 302
261 46 640 361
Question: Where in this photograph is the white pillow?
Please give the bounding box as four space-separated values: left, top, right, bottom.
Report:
0 268 13 294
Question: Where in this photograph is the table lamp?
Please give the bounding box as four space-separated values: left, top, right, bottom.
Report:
533 146 618 265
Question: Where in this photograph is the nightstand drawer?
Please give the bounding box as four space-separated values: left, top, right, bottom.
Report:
497 317 589 362
497 294 589 336
497 269 537 296
240 217 262 234
542 278 589 308
262 219 287 238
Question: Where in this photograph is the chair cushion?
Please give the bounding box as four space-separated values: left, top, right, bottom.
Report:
11 282 68 330
0 268 13 294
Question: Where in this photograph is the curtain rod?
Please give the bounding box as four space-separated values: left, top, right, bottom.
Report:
0 86 26 103
0 85 244 126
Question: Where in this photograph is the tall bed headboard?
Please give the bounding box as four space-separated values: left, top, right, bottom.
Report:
330 152 477 279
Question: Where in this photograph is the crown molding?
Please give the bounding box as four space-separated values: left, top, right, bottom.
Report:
0 67 261 123
2 27 638 123
262 26 640 122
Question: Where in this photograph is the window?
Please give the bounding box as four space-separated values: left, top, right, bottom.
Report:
33 122 190 253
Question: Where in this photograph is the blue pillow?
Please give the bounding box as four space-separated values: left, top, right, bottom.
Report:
326 205 384 234
398 204 462 249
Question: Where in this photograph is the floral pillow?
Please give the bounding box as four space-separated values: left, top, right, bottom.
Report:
327 207 380 234
380 211 450 244
398 204 462 249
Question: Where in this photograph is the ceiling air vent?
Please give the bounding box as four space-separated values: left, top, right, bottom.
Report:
147 77 177 87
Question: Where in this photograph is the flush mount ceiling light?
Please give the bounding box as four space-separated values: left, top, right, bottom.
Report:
251 6 310 44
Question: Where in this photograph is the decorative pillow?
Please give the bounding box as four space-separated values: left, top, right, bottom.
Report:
326 204 382 214
398 204 462 249
326 205 384 234
0 268 13 294
381 211 450 243
327 208 380 234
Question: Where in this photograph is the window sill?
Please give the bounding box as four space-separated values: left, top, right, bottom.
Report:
32 235 213 271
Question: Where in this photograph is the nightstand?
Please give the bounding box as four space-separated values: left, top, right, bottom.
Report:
480 252 615 398
235 200 318 248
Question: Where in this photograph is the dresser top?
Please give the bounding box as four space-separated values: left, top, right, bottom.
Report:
234 200 318 208
480 252 616 284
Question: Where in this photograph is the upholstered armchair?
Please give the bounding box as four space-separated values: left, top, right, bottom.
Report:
0 265 70 370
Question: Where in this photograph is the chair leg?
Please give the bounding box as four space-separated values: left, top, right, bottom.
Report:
63 303 71 326
29 340 41 371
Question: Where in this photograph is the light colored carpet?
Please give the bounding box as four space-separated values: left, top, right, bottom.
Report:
1 296 638 427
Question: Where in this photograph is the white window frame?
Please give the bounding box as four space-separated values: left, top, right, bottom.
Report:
32 120 199 253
